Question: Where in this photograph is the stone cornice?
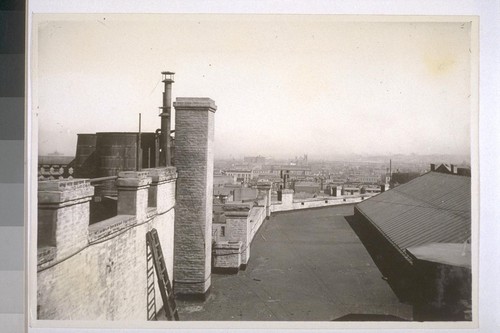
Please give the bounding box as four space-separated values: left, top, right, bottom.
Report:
173 97 217 113
38 179 94 204
116 171 152 189
144 166 177 184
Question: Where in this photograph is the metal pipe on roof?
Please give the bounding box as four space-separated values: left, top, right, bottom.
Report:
137 113 142 171
159 71 175 166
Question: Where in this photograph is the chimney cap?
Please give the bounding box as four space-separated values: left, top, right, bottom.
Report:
161 71 175 82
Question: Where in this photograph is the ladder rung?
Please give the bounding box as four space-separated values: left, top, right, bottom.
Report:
147 228 178 321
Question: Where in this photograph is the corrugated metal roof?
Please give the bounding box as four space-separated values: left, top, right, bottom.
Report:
356 172 471 256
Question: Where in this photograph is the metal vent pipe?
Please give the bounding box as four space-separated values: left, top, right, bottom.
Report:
159 71 175 166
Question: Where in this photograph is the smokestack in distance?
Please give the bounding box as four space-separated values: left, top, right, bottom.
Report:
159 71 175 166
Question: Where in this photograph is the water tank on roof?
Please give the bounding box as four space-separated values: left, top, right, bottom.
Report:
73 133 97 178
96 132 139 196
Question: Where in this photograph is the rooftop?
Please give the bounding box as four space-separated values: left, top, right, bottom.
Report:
177 205 412 321
356 172 471 257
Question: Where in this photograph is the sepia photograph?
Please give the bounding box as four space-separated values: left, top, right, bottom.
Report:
29 12 478 329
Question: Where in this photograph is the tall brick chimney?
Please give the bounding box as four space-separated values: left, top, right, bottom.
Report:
173 97 217 298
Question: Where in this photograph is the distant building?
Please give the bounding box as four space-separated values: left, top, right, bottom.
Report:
233 187 259 202
362 186 382 194
431 163 471 177
390 171 421 188
325 184 342 197
225 169 255 184
347 174 380 184
342 185 361 196
271 165 311 177
291 154 308 166
214 174 237 187
294 181 320 194
243 155 266 165
38 155 75 180
214 187 234 203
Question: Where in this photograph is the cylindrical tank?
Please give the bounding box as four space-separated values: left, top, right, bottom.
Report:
140 132 156 169
73 134 97 178
96 132 139 196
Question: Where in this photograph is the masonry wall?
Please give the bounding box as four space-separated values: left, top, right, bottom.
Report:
212 241 242 274
271 191 372 213
173 97 216 296
224 203 252 266
249 205 266 241
213 202 267 271
212 187 371 273
37 168 176 320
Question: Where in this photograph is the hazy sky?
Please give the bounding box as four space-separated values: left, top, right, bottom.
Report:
35 14 472 159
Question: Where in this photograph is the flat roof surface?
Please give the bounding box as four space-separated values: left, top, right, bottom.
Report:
177 205 412 321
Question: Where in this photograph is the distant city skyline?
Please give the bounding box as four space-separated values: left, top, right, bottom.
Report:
35 15 473 159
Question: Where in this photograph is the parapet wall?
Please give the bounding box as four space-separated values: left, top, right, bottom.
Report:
271 190 373 213
37 167 177 320
212 188 374 273
212 182 271 272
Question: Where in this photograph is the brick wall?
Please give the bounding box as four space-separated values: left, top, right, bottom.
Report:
249 206 266 241
271 190 373 213
212 185 373 274
224 203 252 266
173 98 216 296
214 203 267 271
272 189 294 212
212 241 242 273
37 168 176 320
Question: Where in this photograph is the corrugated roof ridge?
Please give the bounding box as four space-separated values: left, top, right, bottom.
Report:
355 171 471 256
354 205 413 263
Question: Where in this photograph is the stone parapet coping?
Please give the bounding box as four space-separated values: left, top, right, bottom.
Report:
144 166 177 183
173 97 217 113
213 241 242 250
38 178 91 191
88 215 136 242
38 179 94 205
223 202 254 218
117 171 149 179
116 176 151 189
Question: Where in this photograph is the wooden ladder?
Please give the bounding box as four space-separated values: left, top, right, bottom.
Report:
146 228 180 321
146 243 157 320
